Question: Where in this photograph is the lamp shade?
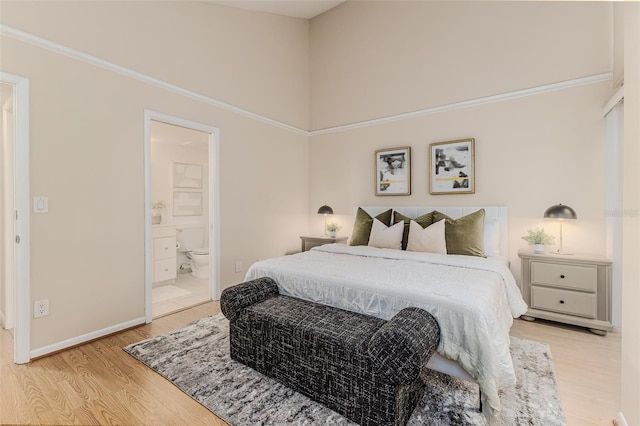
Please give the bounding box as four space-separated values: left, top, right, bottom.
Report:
543 204 577 220
317 205 334 215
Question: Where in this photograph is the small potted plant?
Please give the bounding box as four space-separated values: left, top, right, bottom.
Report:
326 222 342 238
522 228 555 254
152 200 168 224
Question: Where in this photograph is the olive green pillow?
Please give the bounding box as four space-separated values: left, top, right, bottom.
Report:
393 211 435 250
349 208 393 246
432 209 486 257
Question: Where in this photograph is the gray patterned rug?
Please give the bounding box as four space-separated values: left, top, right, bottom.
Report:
124 314 565 425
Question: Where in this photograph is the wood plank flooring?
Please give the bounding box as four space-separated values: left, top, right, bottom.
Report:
1 302 620 426
509 318 621 426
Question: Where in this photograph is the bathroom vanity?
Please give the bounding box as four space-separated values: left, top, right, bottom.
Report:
152 225 177 286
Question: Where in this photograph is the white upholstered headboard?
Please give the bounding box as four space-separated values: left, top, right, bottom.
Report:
357 206 509 257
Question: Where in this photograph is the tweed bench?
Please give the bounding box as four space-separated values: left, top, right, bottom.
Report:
220 277 441 426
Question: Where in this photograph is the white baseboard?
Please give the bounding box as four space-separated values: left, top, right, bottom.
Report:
30 317 146 359
617 412 628 426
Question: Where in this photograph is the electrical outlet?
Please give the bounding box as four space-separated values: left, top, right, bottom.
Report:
235 261 242 273
34 299 49 318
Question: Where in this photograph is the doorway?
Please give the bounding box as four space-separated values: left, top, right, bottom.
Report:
0 72 30 364
1 82 15 333
144 111 220 323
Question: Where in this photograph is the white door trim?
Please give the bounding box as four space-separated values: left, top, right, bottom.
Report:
0 72 31 364
143 110 220 323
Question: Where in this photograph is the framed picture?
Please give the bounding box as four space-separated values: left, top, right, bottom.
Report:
375 146 411 196
174 162 202 188
429 138 475 195
173 191 203 216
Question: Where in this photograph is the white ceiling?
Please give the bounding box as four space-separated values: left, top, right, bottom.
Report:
208 0 345 19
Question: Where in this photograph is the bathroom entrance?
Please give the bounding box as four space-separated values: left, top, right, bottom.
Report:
145 111 219 321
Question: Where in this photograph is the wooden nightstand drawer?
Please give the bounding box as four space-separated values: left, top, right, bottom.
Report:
519 249 612 335
531 261 597 292
300 235 348 252
531 286 597 319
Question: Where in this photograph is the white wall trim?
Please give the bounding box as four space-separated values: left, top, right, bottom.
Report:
310 72 614 136
1 24 612 138
605 101 624 328
0 24 307 136
603 84 624 116
0 71 30 364
617 412 628 426
30 317 145 359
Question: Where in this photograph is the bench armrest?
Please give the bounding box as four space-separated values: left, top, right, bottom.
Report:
368 307 441 384
220 277 280 322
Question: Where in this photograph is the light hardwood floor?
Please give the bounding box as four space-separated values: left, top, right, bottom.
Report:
1 302 620 426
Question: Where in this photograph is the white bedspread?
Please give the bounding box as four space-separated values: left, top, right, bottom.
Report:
245 243 528 419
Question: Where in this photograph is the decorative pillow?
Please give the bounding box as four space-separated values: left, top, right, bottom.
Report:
393 211 435 250
368 219 404 250
483 219 501 257
406 219 447 254
432 209 486 257
349 208 393 246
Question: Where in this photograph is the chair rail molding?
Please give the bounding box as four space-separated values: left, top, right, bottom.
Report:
1 24 612 138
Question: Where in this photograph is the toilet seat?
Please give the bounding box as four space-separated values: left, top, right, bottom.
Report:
191 248 208 255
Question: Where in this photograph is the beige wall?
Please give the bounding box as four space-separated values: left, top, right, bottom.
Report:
310 82 611 280
309 1 612 130
0 2 310 351
309 1 613 279
621 3 640 424
1 1 310 130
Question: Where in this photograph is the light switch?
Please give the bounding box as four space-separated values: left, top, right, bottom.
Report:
33 196 48 213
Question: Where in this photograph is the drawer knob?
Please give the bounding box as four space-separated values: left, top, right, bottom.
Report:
560 274 565 279
559 300 565 304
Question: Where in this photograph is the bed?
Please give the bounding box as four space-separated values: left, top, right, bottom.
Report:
245 206 528 420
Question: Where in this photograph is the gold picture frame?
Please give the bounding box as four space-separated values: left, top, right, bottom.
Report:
429 138 475 195
375 146 411 196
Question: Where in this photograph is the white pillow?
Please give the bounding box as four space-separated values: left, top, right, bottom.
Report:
368 218 404 250
483 219 501 257
406 219 447 254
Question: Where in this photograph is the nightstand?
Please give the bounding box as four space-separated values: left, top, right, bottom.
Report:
518 249 613 335
300 235 348 252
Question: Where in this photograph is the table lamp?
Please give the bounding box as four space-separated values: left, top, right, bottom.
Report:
543 203 577 255
317 205 334 235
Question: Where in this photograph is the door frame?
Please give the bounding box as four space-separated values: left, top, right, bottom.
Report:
143 110 220 323
0 72 31 364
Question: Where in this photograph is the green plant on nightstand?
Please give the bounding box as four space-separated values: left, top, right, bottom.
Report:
522 228 555 254
326 222 342 238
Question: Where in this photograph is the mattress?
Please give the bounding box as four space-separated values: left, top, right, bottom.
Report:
245 243 528 419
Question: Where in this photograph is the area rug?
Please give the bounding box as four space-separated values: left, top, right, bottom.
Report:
124 314 566 425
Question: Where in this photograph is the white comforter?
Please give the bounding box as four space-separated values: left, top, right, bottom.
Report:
245 244 528 419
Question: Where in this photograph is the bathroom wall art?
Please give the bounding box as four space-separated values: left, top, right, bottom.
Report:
174 162 202 188
173 191 203 216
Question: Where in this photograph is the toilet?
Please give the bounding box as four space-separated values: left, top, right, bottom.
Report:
176 226 209 279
